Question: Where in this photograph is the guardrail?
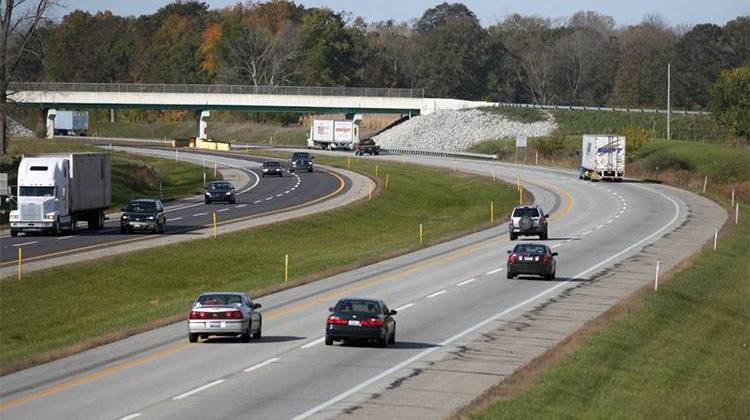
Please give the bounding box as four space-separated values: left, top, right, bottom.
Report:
382 148 497 160
497 102 710 116
8 82 425 99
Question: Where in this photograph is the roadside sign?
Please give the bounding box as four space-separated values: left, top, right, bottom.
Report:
516 136 527 148
0 173 8 196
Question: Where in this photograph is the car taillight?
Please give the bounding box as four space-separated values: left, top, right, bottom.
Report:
508 253 517 264
542 254 550 264
189 311 207 319
361 318 384 327
227 310 242 319
327 315 348 325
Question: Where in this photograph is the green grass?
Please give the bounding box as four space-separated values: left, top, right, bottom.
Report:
471 204 750 420
0 155 519 370
474 107 547 123
633 139 750 183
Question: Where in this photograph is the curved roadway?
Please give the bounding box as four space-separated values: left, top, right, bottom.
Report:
0 152 724 420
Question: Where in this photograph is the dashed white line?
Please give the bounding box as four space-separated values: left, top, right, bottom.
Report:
193 212 207 217
117 414 142 420
167 217 182 222
485 267 504 275
551 243 562 248
606 220 614 224
217 208 229 213
301 337 325 349
12 241 37 247
285 190 290 194
457 278 476 286
395 303 415 311
427 290 447 298
236 204 248 208
254 200 262 204
265 197 274 201
615 214 621 219
276 193 283 197
244 357 280 373
595 224 604 229
173 379 225 400
581 230 592 235
56 235 74 240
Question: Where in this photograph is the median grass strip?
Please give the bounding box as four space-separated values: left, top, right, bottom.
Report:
467 203 749 420
0 156 518 372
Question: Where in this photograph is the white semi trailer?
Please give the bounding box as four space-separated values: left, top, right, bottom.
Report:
579 135 626 181
54 110 89 136
307 116 362 150
9 153 111 236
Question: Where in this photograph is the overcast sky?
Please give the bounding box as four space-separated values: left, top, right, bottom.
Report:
58 0 748 27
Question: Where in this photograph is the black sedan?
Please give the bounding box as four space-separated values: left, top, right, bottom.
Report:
325 298 396 347
261 161 283 177
507 243 557 280
204 181 236 204
120 198 166 234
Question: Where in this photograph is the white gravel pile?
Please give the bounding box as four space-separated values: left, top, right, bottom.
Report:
373 109 556 152
8 117 34 137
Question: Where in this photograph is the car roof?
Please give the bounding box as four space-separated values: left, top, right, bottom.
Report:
513 242 549 248
129 198 158 203
263 160 280 164
199 292 245 296
337 297 381 303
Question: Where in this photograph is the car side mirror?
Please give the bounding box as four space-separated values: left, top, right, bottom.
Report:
389 310 397 315
543 214 549 219
120 208 125 212
328 306 334 312
253 303 262 309
507 250 512 254
552 252 558 256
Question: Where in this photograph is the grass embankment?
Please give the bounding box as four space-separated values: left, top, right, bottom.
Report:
2 139 217 210
469 203 750 420
0 154 519 372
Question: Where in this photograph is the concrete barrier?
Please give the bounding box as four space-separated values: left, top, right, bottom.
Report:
194 138 231 151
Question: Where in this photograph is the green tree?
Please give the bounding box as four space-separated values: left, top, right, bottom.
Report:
297 8 357 86
709 65 750 139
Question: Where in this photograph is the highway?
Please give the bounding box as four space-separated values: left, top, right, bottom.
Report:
0 147 347 266
0 151 724 420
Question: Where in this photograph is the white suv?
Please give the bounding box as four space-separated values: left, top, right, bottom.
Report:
509 205 548 240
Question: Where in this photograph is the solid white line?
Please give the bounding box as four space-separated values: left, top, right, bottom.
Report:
236 204 247 208
395 303 415 311
217 208 229 213
456 278 476 286
192 212 207 217
426 290 446 298
117 414 141 420
301 337 325 349
291 186 683 420
581 230 592 235
485 267 504 275
244 357 280 373
167 217 182 222
173 379 225 400
56 235 74 240
12 241 37 247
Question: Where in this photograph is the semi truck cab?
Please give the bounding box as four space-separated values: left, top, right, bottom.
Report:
10 157 70 235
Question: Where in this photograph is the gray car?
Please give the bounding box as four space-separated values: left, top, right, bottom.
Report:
188 292 262 343
289 152 314 173
120 199 166 234
508 204 548 240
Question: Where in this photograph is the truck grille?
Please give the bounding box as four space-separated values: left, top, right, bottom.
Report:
20 203 43 221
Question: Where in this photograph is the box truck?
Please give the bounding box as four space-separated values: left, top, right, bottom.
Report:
579 135 626 181
55 110 89 136
9 153 111 236
307 116 362 150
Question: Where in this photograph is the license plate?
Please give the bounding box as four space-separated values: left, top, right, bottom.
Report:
523 256 534 261
208 322 222 328
348 320 361 327
134 223 144 228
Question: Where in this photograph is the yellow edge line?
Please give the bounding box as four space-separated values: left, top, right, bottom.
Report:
0 174 570 411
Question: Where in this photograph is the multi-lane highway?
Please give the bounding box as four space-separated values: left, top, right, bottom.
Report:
0 147 347 266
0 150 723 420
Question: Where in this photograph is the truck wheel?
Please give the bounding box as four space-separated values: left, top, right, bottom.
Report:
10 230 17 237
53 218 61 235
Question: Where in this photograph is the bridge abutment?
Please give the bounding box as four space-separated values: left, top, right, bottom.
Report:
46 109 56 139
196 110 209 140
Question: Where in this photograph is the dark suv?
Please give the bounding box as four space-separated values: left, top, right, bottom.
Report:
508 204 548 240
507 243 557 280
289 152 314 173
204 181 236 204
120 199 166 234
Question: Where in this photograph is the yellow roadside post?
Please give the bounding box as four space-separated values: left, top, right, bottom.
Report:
375 164 379 177
490 201 494 223
285 254 289 282
385 173 389 189
492 167 496 181
419 223 423 244
213 211 217 238
519 185 523 205
18 247 22 281
347 156 351 169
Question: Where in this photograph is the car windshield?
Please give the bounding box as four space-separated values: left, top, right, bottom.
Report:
197 294 242 306
335 300 381 315
514 244 548 255
125 202 156 213
513 208 540 217
263 162 280 167
292 153 310 160
208 182 232 191
19 186 55 197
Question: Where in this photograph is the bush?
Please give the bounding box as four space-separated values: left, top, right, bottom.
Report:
535 129 568 159
621 126 651 162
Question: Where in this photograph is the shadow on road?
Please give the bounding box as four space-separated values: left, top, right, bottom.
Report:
201 335 306 344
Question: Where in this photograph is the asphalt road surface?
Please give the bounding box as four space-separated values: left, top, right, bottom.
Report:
0 151 714 420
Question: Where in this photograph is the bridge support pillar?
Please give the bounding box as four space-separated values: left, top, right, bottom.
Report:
196 110 210 140
46 109 56 139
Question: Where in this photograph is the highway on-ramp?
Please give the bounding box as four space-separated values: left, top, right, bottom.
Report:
0 152 724 420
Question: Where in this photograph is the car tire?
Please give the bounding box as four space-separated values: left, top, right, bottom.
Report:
252 319 262 339
188 333 198 343
325 335 333 346
120 227 126 234
240 325 252 343
205 200 210 204
308 168 313 173
388 329 396 345
549 270 556 280
507 271 514 279
540 233 548 240
509 232 517 241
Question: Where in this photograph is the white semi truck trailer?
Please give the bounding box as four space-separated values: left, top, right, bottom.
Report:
579 135 626 181
9 153 111 236
307 116 362 150
54 110 89 136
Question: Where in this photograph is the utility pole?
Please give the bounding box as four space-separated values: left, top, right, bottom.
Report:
667 63 671 140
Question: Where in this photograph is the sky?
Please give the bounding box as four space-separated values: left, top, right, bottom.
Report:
59 0 748 27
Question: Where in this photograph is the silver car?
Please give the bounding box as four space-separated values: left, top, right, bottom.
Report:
509 204 549 240
188 292 262 343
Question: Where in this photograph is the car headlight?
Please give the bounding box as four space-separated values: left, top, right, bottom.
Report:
121 214 129 220
225 191 231 195
263 168 268 172
147 216 155 220
205 192 210 196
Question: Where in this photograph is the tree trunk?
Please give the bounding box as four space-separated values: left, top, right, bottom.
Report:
0 101 6 156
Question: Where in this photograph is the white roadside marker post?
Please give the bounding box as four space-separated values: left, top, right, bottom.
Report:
731 188 735 207
654 259 660 291
714 228 718 251
702 176 708 194
736 203 740 225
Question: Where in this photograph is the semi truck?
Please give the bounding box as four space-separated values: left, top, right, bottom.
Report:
579 135 626 181
9 153 111 236
55 110 89 136
307 116 362 150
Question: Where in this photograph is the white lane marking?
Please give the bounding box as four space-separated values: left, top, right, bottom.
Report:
291 187 296 191
276 193 284 197
615 215 621 219
167 217 182 222
485 267 504 275
217 208 229 213
595 224 604 229
236 204 247 208
581 230 592 235
291 187 682 420
285 190 290 194
301 337 325 349
551 243 562 248
606 220 614 224
117 414 141 420
457 278 476 286
244 357 280 373
12 241 38 247
265 197 274 201
395 303 415 311
254 200 262 204
192 212 207 217
56 235 74 240
173 379 225 400
427 290 447 298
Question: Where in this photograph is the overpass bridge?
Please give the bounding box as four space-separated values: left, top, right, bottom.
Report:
8 82 495 139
